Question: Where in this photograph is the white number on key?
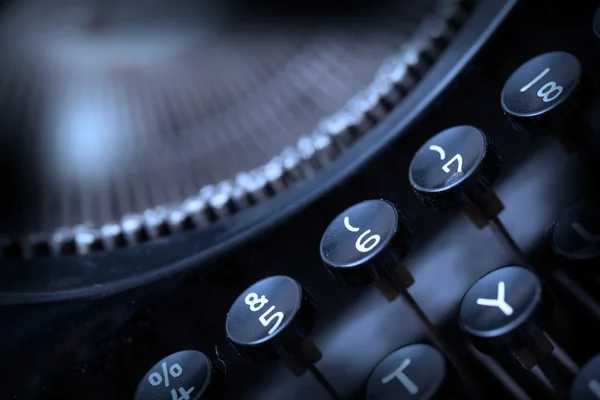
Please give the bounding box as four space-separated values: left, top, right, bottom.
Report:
344 217 381 253
428 145 462 174
355 230 381 253
245 292 285 335
537 81 563 102
520 67 563 103
258 305 285 334
441 154 463 173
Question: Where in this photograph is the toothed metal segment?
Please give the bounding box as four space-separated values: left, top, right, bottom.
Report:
0 0 473 258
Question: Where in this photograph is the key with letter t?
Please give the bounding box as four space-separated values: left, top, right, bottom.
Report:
366 344 463 400
381 358 419 395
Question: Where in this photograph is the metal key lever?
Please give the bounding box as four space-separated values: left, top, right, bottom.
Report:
225 276 342 400
460 266 557 394
408 126 529 267
524 335 579 399
477 198 530 267
366 344 466 400
320 199 482 398
460 265 595 400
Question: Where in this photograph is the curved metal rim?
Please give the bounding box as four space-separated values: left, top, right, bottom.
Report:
0 0 519 305
9 0 467 260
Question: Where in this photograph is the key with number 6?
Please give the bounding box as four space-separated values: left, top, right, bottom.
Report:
320 199 481 397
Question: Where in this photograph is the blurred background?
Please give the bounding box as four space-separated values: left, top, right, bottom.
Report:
0 0 442 255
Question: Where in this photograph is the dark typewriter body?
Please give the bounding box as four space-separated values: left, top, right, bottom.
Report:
2 0 600 399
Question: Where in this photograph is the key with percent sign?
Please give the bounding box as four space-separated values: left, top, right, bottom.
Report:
135 350 213 400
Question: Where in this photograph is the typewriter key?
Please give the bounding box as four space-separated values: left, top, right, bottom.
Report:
135 351 212 400
460 266 553 370
226 276 340 399
501 52 591 153
320 200 475 391
409 126 527 263
366 344 459 400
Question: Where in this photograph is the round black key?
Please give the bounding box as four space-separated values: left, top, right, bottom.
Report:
501 52 590 151
571 353 600 399
408 126 500 211
226 276 315 361
320 199 412 286
135 350 212 400
502 52 581 118
459 266 553 369
552 197 600 261
366 344 448 400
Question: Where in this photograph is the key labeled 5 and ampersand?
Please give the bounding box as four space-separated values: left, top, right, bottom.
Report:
227 276 301 345
226 276 342 398
244 292 285 334
226 276 316 362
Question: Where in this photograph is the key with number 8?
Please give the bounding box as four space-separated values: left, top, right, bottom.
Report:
501 51 593 153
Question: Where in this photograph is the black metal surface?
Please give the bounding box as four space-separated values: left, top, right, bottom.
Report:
3 0 600 400
0 0 455 259
0 0 514 304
